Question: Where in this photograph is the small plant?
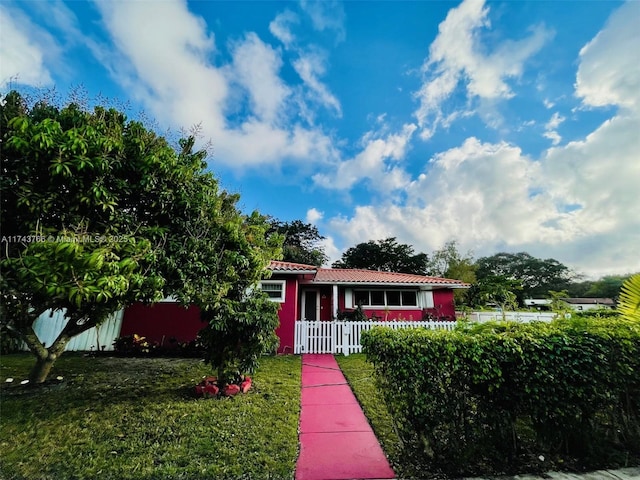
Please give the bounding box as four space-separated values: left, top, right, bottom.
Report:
113 334 157 355
336 304 367 322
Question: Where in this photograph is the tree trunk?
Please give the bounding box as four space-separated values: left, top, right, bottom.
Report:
27 332 71 383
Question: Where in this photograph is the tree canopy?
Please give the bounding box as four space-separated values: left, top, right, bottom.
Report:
475 252 574 298
268 219 327 266
0 91 281 383
332 237 430 275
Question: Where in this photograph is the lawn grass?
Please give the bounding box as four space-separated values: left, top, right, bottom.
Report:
0 353 301 480
335 353 434 479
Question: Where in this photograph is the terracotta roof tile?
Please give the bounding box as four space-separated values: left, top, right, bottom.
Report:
268 260 318 272
314 268 469 287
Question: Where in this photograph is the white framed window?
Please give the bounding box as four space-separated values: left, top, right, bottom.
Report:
259 280 286 303
351 289 419 308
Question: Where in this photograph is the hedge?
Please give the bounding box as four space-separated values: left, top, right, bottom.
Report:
361 317 640 474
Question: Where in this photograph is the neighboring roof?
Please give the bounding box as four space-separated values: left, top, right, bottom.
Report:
563 298 615 306
313 268 469 288
268 260 318 273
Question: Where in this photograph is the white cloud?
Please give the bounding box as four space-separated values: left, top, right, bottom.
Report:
300 0 346 42
92 0 337 168
306 208 323 224
228 33 291 123
575 1 640 110
0 5 55 88
543 112 565 145
269 10 299 48
314 123 417 190
292 50 342 116
414 0 552 139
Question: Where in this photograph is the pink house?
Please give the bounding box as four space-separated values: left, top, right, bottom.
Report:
119 260 469 353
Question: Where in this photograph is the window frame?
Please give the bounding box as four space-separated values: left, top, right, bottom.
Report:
352 288 420 308
259 280 286 303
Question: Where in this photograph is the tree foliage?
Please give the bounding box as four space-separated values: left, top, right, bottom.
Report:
618 274 640 321
332 237 429 275
475 252 574 298
268 219 327 266
0 90 281 383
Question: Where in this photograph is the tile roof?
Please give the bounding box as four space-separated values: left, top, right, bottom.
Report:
268 260 318 272
313 268 469 287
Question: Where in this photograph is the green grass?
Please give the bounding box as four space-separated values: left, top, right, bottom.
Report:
335 353 434 479
0 353 301 480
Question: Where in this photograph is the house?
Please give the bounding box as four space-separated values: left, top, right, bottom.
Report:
118 261 469 353
524 297 616 311
561 297 616 311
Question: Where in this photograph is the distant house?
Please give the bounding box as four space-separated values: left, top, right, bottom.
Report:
524 297 616 311
119 261 469 354
561 297 616 311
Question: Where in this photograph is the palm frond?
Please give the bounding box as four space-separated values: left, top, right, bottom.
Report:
617 274 640 321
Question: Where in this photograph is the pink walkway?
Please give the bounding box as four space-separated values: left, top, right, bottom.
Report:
296 354 395 480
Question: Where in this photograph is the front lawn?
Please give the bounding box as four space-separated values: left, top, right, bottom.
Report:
0 354 301 480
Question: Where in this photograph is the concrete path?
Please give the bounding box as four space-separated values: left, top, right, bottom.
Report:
295 354 395 480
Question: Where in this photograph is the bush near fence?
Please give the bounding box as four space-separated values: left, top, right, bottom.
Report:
361 317 640 475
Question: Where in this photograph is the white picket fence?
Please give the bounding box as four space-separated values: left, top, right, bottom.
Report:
294 320 456 355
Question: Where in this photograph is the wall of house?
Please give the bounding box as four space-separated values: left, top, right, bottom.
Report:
120 303 203 346
432 289 456 319
274 275 298 354
338 287 458 321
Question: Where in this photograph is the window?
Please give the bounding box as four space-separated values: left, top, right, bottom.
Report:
259 281 286 303
352 289 419 307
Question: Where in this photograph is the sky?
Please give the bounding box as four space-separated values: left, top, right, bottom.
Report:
1 0 639 279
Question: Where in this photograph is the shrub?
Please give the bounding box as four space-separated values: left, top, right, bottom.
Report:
361 317 640 475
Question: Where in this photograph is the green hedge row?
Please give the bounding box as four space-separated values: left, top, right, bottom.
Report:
361 317 640 474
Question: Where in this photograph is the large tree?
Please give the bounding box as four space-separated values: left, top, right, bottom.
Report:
333 237 429 275
427 241 477 305
475 252 574 298
0 91 281 383
268 219 327 266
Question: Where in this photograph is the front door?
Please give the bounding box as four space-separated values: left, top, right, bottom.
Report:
302 290 320 321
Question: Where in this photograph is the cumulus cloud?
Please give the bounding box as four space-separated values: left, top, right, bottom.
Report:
575 0 640 110
0 5 55 88
306 208 324 224
228 33 291 123
314 123 417 190
414 0 552 139
92 0 337 168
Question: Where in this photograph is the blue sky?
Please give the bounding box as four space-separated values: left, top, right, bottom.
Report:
2 0 639 279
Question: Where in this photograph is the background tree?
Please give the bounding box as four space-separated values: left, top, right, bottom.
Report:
268 219 327 266
0 91 281 383
332 237 430 275
465 275 523 318
475 252 574 299
427 241 476 305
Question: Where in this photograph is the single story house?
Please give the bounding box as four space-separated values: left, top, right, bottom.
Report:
119 261 469 353
524 297 616 311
